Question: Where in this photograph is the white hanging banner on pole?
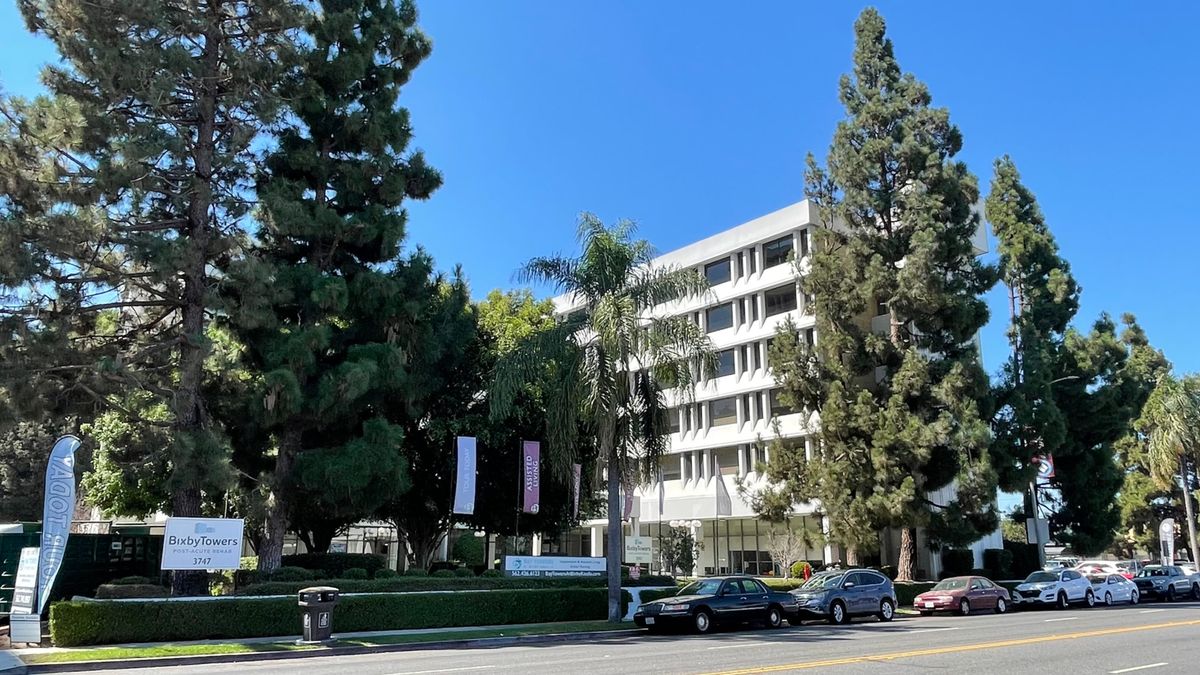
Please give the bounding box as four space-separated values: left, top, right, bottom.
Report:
39 434 81 613
453 436 477 515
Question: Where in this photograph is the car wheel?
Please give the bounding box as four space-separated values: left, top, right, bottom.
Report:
1131 589 1139 605
1104 592 1113 606
1166 587 1176 603
1192 585 1200 601
878 598 895 622
1085 589 1095 608
694 609 714 634
995 597 1008 614
958 598 971 616
829 600 848 625
765 606 784 629
1057 592 1069 610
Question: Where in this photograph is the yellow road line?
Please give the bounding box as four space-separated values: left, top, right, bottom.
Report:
701 619 1200 674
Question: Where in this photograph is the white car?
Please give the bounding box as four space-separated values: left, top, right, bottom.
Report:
1088 573 1139 606
1012 568 1095 609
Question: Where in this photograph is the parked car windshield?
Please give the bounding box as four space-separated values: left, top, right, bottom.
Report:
1025 571 1058 583
801 572 845 590
1136 567 1169 578
678 579 724 596
932 578 968 591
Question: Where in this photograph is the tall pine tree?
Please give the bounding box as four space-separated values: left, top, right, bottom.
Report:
759 9 998 579
2 0 300 594
987 158 1167 555
222 0 441 572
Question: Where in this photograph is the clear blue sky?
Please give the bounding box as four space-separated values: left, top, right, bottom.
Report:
2 1 1197 376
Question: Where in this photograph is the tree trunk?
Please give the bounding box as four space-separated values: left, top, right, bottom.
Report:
170 5 220 598
896 527 917 581
312 522 338 554
170 488 208 595
845 546 859 567
257 427 299 573
1180 456 1200 567
604 422 622 622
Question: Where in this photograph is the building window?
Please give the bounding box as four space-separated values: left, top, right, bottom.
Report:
668 409 680 434
737 298 746 327
710 396 737 426
706 303 733 332
770 389 796 417
748 248 757 274
736 251 744 278
804 328 815 346
742 393 753 423
715 349 735 378
705 257 731 285
684 406 693 432
799 228 811 257
753 341 762 370
739 345 749 374
661 462 681 482
763 235 793 268
713 446 739 475
750 294 759 322
764 284 798 317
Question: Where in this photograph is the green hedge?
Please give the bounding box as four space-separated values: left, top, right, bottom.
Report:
94 584 169 599
280 553 386 577
893 582 937 606
636 588 680 604
50 588 611 647
760 578 805 591
237 574 674 596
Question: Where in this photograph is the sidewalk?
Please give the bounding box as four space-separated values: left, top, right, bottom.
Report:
6 620 640 672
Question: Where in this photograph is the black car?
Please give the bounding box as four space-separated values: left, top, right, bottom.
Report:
633 576 800 634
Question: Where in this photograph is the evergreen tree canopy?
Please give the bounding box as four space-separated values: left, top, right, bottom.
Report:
758 8 998 578
221 0 440 571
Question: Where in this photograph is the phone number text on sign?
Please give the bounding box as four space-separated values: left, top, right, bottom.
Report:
161 517 245 570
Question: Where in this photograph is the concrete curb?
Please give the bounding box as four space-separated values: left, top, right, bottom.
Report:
21 629 643 673
0 650 28 675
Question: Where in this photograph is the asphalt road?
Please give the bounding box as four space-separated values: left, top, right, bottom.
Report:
58 601 1200 675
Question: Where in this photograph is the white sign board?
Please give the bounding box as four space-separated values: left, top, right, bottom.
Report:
161 517 244 570
625 536 653 564
504 555 606 577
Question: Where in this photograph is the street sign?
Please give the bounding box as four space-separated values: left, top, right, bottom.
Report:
160 517 244 570
503 555 605 577
624 536 653 564
1033 454 1055 479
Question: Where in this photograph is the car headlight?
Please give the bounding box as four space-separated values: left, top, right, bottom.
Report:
660 604 690 614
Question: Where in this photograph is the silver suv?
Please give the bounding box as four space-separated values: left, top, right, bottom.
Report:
789 569 897 625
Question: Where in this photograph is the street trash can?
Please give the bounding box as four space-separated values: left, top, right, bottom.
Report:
297 586 340 644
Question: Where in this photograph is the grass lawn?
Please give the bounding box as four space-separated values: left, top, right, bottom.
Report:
21 621 632 665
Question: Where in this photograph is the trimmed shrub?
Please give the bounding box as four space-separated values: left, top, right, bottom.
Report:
1005 540 1040 579
893 581 937 606
95 584 169 599
108 576 154 586
240 557 258 571
281 553 385 577
403 568 428 577
940 549 974 579
452 535 485 567
759 578 804 592
983 548 1013 580
342 568 369 580
636 588 680 605
790 561 812 579
236 574 677 596
480 569 503 578
50 588 609 646
432 569 456 578
453 567 475 578
266 566 316 582
374 568 399 579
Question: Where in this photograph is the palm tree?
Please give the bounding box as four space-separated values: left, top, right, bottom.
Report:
492 214 714 621
1139 374 1200 567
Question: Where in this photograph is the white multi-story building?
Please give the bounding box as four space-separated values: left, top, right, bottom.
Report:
547 200 998 579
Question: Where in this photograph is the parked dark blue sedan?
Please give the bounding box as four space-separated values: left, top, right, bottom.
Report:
634 576 799 633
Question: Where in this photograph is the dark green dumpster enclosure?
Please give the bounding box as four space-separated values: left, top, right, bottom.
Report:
1 527 163 615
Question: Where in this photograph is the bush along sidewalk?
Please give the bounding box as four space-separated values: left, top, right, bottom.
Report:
50 588 635 647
